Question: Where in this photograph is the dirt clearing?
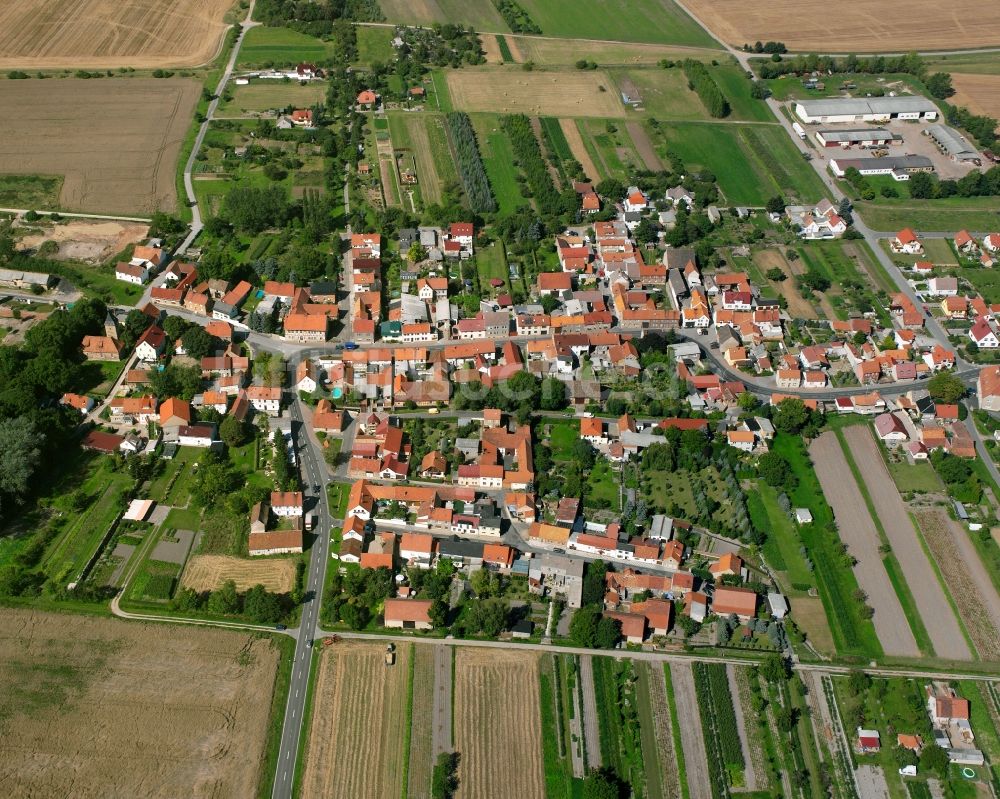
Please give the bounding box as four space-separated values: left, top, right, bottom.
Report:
843 426 971 659
447 68 626 118
950 74 1000 126
0 0 234 70
560 119 601 182
913 509 1000 661
0 79 200 215
17 219 148 262
753 249 818 319
626 122 664 171
810 432 919 657
454 648 545 799
301 641 411 799
684 0 1000 52
0 608 278 798
181 554 298 593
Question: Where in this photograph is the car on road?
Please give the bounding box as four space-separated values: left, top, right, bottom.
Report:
343 341 358 350
428 407 440 414
274 624 287 631
306 639 313 648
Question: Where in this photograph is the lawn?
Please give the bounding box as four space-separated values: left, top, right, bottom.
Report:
237 26 335 66
652 122 825 205
517 0 720 48
764 72 925 102
886 458 942 493
709 64 774 122
475 242 510 289
958 265 1000 304
470 113 529 213
548 420 580 461
588 460 621 512
856 197 1000 232
773 433 883 659
72 360 125 396
609 68 709 120
219 82 328 116
0 174 63 209
45 260 143 306
751 485 814 589
355 25 394 66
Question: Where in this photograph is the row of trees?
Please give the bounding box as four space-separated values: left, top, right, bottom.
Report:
491 0 540 34
171 580 288 622
682 60 730 118
501 114 575 217
445 112 497 213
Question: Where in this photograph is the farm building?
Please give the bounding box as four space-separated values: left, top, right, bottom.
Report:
814 128 898 147
924 124 979 162
794 96 938 124
829 155 934 181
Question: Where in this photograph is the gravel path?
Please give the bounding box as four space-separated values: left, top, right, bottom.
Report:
670 662 712 799
431 644 452 757
579 656 602 768
726 665 757 791
844 426 971 659
810 433 919 657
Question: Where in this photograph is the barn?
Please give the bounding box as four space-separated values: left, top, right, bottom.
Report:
795 96 939 124
814 128 899 147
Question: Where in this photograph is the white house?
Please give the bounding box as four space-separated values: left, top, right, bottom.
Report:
247 386 282 416
270 491 304 517
623 187 648 214
115 263 149 285
178 424 216 448
892 228 923 254
970 318 1000 349
134 326 166 362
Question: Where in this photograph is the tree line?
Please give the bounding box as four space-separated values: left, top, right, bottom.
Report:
491 0 540 34
445 112 497 213
682 60 730 118
501 114 577 218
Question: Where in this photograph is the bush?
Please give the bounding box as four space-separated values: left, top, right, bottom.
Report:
682 60 730 118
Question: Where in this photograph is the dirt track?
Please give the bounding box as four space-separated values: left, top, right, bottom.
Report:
0 0 233 70
560 119 601 183
843 426 971 659
810 432 919 657
0 609 277 798
626 122 664 172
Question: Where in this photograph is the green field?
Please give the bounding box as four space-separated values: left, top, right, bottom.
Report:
576 118 642 182
709 65 775 122
751 486 814 589
470 113 528 213
238 27 335 66
355 25 395 66
610 68 709 120
377 0 508 30
654 122 825 205
219 82 328 116
0 174 63 209
856 197 1000 232
517 0 720 48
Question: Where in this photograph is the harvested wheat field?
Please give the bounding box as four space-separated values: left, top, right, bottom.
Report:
447 69 626 118
181 554 298 593
454 648 545 799
950 74 1000 126
684 0 1000 52
0 0 234 70
0 79 200 214
0 608 278 798
301 641 412 799
914 509 1000 661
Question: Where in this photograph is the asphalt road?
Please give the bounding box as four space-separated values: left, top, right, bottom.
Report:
271 398 335 799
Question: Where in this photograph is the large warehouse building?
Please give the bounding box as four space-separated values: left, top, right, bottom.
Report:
814 128 900 147
795 96 939 124
829 154 934 181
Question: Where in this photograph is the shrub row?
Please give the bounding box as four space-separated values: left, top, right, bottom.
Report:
500 114 563 214
444 112 497 213
492 0 541 34
683 59 730 118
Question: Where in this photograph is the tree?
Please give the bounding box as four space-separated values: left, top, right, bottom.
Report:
431 752 460 799
925 71 955 99
243 584 283 622
919 743 949 777
908 171 937 199
758 452 793 487
428 598 448 628
0 417 42 511
927 371 965 403
773 398 812 435
595 616 622 649
569 605 601 647
220 414 248 448
408 242 428 263
207 579 239 614
765 266 786 281
738 392 759 411
760 653 790 683
340 601 370 630
178 325 218 360
765 195 786 214
582 768 626 799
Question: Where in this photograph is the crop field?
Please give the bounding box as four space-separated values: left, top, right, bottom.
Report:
610 68 710 120
454 648 545 799
219 82 328 116
950 73 1000 121
576 118 643 182
811 432 919 657
180 554 297 593
857 197 1000 233
0 0 233 70
388 113 457 204
516 0 720 48
301 642 412 799
516 37 718 66
0 79 200 215
447 69 626 118
378 0 508 30
0 609 278 797
407 645 437 799
684 0 1000 52
238 26 335 67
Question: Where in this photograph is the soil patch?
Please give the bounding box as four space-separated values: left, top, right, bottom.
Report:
181 554 298 593
17 220 148 263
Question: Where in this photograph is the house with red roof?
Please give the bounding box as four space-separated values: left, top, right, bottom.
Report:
892 228 922 254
